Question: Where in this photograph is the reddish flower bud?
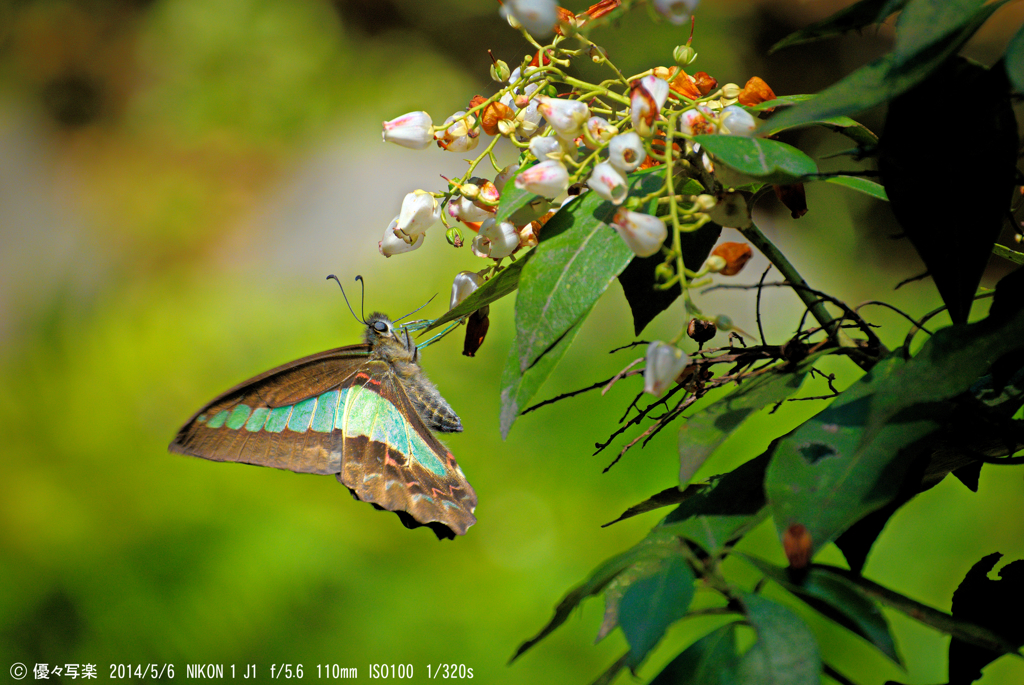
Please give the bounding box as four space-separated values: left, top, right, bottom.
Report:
774 183 808 218
582 0 621 21
783 523 812 569
737 76 777 109
693 71 718 96
710 242 753 276
481 100 515 136
668 68 701 100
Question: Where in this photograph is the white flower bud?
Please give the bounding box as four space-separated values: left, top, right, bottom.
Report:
395 190 440 240
448 195 492 223
694 194 717 211
499 0 559 38
494 164 520 193
529 135 566 161
379 217 425 257
721 83 741 99
472 218 520 259
653 0 699 25
611 207 667 257
630 76 670 137
607 131 646 172
436 111 479 152
450 270 485 309
514 100 545 141
644 341 689 395
514 159 570 198
584 116 617 149
382 111 433 150
535 95 590 141
720 105 756 136
587 162 628 205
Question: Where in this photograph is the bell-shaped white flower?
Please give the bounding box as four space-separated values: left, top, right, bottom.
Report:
653 0 699 25
382 111 433 150
680 106 717 136
587 162 629 205
584 116 617 149
514 159 569 198
607 132 647 172
499 0 558 38
436 111 479 152
450 270 485 309
379 217 425 257
472 218 520 259
720 105 756 136
529 135 570 161
535 95 590 141
447 195 492 223
514 99 545 142
611 207 667 257
630 76 670 137
395 190 440 241
494 164 520 193
644 341 689 395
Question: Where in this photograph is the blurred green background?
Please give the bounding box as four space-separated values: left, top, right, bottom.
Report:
1 0 1022 683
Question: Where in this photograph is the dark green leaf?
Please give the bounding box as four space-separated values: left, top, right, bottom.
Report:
650 624 740 685
769 0 905 53
740 554 901 665
1007 22 1024 93
601 485 703 528
694 136 817 184
617 221 721 335
596 557 668 642
818 564 1024 657
878 57 1018 324
767 299 1024 557
762 1 1007 134
822 176 888 201
759 113 879 147
425 253 532 332
514 168 665 373
510 528 685 662
619 555 696 668
499 315 583 439
744 94 816 112
892 0 988 62
949 553 1024 684
736 593 821 684
677 359 821 486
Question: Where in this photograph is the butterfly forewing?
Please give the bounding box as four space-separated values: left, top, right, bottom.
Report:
170 344 476 537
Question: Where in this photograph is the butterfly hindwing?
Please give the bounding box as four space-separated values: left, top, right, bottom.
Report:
170 345 476 537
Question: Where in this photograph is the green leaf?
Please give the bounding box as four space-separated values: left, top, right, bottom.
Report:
892 0 989 62
766 302 1024 557
740 554 901 665
514 167 665 373
425 253 532 332
1007 21 1024 94
499 315 584 439
878 57 1018 324
823 176 889 201
596 557 668 642
494 164 538 224
693 136 817 184
601 485 703 528
762 0 1007 134
818 564 1024 657
759 113 878 147
743 94 816 112
736 593 821 685
677 358 821 486
769 0 905 53
619 555 696 669
649 624 740 685
510 528 684 663
660 451 773 554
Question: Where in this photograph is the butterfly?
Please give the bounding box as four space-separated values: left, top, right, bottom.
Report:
169 278 476 540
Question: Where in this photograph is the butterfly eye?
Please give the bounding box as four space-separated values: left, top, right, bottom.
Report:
373 320 389 334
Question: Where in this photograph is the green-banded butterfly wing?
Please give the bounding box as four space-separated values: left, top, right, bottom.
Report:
170 344 476 539
338 363 476 538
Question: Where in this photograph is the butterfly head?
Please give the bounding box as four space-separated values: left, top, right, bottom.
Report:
365 312 419 363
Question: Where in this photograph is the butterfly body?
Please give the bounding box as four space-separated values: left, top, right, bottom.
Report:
169 312 476 539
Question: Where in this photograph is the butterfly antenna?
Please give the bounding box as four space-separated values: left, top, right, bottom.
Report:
326 274 367 325
394 293 438 324
355 275 367 323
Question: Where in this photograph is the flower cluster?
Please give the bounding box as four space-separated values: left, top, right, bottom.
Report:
378 0 775 352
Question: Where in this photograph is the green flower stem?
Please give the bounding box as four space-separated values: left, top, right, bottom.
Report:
662 112 702 333
739 221 854 347
462 135 501 180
